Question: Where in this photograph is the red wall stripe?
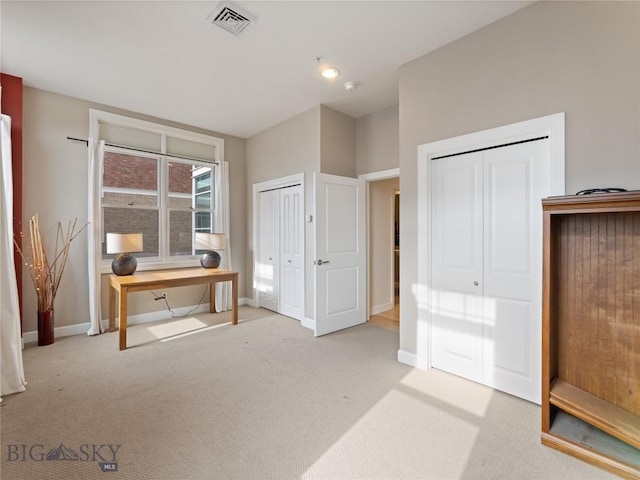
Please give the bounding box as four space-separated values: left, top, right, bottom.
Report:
1 73 24 331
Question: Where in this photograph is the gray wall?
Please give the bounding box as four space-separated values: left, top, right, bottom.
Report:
398 1 640 356
320 105 356 177
245 105 321 184
21 87 247 334
356 104 399 175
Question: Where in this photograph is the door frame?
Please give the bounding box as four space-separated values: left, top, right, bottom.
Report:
414 113 565 371
252 173 305 318
359 168 400 320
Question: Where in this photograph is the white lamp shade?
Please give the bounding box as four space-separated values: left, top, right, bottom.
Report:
195 233 226 251
106 233 143 254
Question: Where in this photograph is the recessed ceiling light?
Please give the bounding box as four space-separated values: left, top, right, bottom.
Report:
320 67 340 79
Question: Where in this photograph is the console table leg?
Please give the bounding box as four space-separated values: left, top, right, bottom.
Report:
232 277 238 325
109 286 116 332
119 288 128 351
210 282 216 313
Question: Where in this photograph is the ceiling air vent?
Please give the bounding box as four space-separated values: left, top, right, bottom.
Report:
208 1 256 36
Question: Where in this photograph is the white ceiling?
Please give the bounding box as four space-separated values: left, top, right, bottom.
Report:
1 1 532 139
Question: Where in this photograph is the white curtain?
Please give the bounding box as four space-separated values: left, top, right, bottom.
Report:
87 139 104 335
214 160 232 311
0 114 27 400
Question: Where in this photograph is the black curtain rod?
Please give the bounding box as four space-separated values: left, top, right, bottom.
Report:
66 136 218 164
67 136 89 144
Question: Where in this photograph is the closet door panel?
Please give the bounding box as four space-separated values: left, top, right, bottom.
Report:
482 140 549 403
280 185 304 320
431 152 483 383
258 190 279 312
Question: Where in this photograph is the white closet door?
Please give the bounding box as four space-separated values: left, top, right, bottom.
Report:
280 185 304 320
431 152 484 383
482 140 549 403
431 139 550 404
258 189 279 312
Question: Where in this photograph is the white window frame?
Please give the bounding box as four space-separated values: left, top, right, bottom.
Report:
192 166 214 235
90 109 224 272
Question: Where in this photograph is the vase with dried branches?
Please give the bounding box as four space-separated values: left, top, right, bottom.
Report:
15 214 87 346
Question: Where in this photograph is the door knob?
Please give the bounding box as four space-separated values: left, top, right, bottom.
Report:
314 259 330 265
288 260 292 263
474 281 479 286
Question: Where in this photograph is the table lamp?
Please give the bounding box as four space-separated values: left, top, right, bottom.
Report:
106 233 143 276
195 233 226 269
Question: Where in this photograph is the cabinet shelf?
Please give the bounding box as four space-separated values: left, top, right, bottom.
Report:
543 412 640 479
549 378 640 449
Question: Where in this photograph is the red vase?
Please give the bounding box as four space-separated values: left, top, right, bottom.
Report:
38 309 54 346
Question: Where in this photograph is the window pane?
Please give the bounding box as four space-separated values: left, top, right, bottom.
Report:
195 193 211 209
103 207 159 259
195 212 212 232
195 171 211 193
168 162 193 195
194 211 214 254
103 152 158 194
169 211 194 256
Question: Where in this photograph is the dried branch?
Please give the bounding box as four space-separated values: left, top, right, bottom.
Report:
14 214 88 312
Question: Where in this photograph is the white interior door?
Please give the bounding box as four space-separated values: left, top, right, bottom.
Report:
280 185 304 320
431 139 550 403
314 173 366 336
258 189 279 312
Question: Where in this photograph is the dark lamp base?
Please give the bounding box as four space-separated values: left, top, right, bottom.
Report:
200 251 221 269
112 253 138 276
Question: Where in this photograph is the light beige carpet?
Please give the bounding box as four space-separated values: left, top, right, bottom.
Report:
0 306 615 480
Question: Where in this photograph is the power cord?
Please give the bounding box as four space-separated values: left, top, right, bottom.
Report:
149 285 209 318
575 188 627 195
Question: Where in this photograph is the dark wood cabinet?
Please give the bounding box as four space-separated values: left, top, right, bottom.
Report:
542 192 640 479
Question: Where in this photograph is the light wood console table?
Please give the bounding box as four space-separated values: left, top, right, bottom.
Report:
109 267 238 350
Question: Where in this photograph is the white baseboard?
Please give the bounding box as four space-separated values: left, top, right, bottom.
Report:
301 317 315 331
398 349 419 368
398 349 418 367
240 297 256 307
370 301 395 316
398 349 429 370
23 300 253 344
23 320 101 345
